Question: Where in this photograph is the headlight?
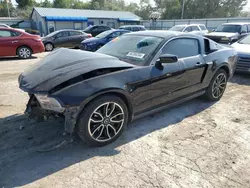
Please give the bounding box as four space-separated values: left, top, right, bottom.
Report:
35 94 65 113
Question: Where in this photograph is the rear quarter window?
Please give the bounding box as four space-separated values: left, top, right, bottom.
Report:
199 25 207 30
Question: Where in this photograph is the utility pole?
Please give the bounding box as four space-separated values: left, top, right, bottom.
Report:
6 0 11 18
181 0 185 19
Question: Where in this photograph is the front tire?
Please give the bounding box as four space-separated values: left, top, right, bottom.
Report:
76 95 128 147
17 46 32 59
204 69 228 101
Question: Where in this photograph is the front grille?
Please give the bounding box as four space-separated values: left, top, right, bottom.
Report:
236 55 250 72
206 36 222 43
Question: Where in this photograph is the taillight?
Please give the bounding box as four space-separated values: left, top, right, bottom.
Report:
87 34 92 38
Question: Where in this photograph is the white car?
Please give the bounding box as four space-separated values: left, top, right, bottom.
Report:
169 24 209 36
0 23 25 32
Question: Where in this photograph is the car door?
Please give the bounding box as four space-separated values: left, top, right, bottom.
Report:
239 25 248 39
0 29 21 57
150 37 206 107
69 31 85 48
53 31 70 48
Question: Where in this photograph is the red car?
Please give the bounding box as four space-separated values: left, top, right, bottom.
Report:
0 28 45 59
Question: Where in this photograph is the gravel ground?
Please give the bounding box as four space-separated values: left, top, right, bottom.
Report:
0 53 250 188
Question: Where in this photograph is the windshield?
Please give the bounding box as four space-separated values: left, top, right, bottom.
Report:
215 25 241 33
96 30 114 38
238 34 250 44
169 26 185 31
46 31 59 37
97 35 163 65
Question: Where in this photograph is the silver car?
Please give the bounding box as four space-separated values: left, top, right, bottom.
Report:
231 34 250 73
169 24 209 36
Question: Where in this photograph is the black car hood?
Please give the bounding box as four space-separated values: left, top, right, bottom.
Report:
19 48 135 93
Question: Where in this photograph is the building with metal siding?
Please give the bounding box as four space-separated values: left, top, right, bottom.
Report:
30 7 141 36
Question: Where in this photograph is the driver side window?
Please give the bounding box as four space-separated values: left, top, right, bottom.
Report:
161 38 200 59
56 31 69 38
184 26 192 32
241 25 247 33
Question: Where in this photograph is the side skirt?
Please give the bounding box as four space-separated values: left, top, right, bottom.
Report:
132 90 206 121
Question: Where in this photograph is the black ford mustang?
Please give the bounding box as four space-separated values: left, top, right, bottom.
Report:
19 31 237 147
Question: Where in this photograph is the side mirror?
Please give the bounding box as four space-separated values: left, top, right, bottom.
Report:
241 30 247 34
212 29 215 32
155 54 178 70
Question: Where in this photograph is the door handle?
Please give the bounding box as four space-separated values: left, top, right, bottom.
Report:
11 41 18 43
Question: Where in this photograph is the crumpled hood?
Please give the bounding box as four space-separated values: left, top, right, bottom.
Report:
206 32 239 38
19 48 134 93
231 42 250 54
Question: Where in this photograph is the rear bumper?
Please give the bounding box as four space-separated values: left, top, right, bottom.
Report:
32 42 45 54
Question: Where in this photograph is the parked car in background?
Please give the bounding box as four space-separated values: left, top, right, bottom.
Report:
81 29 130 51
205 23 250 44
231 34 250 73
19 31 237 147
0 23 25 32
42 29 92 51
169 24 208 36
83 25 112 37
0 28 44 59
118 25 146 32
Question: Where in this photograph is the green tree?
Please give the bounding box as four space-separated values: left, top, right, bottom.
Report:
154 0 247 19
0 0 14 17
16 0 34 8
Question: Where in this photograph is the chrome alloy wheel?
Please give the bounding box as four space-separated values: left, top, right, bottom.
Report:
88 102 125 142
19 47 31 58
45 43 53 51
212 73 227 99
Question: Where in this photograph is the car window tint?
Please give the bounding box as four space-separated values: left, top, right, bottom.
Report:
191 26 200 31
241 25 247 33
132 27 140 31
184 27 192 32
162 38 199 58
70 31 82 36
0 30 19 37
56 31 69 38
199 25 207 30
0 30 11 37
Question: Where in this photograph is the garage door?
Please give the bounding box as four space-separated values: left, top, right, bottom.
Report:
55 22 74 30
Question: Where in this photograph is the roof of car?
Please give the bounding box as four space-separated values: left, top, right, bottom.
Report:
173 24 205 27
222 22 250 25
126 30 200 39
120 25 145 27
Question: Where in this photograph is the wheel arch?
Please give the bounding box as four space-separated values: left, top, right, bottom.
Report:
217 64 230 78
76 89 133 125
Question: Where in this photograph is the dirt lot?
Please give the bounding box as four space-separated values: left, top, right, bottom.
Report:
0 53 250 188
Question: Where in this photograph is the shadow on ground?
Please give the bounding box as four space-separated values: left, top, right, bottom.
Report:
0 99 215 187
0 56 37 62
230 73 250 86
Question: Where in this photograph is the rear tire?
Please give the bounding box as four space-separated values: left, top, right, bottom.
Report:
204 69 228 101
17 46 32 59
45 43 54 51
76 95 128 147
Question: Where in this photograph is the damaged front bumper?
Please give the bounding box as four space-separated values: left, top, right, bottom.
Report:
25 94 80 134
